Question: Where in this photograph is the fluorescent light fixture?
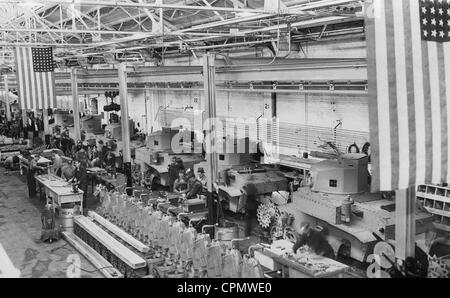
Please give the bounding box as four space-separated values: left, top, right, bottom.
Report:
235 11 257 17
18 0 43 9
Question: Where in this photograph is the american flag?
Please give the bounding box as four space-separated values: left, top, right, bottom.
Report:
14 47 57 110
366 0 450 191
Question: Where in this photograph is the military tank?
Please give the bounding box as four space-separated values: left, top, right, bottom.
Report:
134 127 204 187
278 153 434 263
192 137 288 213
217 165 288 214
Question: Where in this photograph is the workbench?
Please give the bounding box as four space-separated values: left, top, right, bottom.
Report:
35 174 84 213
253 240 349 278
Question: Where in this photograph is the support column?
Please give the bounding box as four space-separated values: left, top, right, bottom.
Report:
395 185 416 262
203 53 218 192
22 110 28 139
71 68 81 141
118 63 133 195
203 53 218 225
4 75 11 122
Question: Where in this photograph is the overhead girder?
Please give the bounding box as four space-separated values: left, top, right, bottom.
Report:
0 58 367 92
0 0 364 66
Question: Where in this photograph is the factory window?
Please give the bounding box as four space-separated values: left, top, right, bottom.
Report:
154 140 159 146
329 180 338 188
219 155 225 161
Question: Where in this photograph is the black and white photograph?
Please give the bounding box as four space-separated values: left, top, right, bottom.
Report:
0 0 448 282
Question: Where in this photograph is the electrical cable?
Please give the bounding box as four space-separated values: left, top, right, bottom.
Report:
73 264 117 274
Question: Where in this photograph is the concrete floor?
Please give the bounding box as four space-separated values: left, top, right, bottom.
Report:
0 168 102 278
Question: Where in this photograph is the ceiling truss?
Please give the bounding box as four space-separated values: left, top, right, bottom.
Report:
0 0 365 68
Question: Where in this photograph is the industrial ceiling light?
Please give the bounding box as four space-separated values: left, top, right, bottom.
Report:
17 0 43 9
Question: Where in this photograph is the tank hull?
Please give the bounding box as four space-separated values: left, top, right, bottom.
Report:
279 188 434 262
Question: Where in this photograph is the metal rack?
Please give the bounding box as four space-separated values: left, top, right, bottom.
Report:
417 185 450 232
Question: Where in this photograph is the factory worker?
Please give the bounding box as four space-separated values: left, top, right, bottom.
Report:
168 157 185 192
185 175 204 200
242 182 258 237
103 151 117 177
61 160 76 181
26 155 46 199
52 151 63 177
97 140 107 163
292 223 335 260
73 160 88 209
89 145 101 167
197 167 207 188
173 170 188 193
60 127 71 155
74 141 89 164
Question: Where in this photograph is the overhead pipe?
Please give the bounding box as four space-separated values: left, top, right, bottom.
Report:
52 0 358 56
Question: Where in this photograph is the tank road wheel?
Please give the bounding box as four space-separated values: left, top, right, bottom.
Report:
373 241 396 269
336 239 352 261
132 164 142 185
144 170 161 190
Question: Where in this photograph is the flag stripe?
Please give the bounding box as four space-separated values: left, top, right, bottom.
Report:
36 66 43 110
445 42 450 183
410 0 427 185
40 72 46 108
374 0 392 190
403 0 417 187
427 42 442 184
386 0 400 190
366 1 381 191
437 43 448 183
43 72 49 110
23 47 32 110
50 72 56 107
30 47 38 110
393 0 410 189
14 48 25 110
421 41 434 184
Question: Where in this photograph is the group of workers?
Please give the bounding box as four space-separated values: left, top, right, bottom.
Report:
20 123 120 211
168 156 207 202
0 112 44 141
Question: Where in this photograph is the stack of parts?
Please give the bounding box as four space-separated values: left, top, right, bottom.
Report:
73 216 147 278
95 189 265 278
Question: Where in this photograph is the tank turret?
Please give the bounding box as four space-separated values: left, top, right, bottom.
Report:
310 153 369 195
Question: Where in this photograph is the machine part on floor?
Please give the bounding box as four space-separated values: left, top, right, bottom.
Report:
92 186 273 279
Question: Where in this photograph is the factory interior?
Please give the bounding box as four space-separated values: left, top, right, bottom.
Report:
0 0 449 279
